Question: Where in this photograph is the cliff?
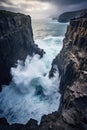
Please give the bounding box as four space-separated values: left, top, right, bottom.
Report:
0 12 87 130
49 15 87 129
58 9 87 23
0 10 44 87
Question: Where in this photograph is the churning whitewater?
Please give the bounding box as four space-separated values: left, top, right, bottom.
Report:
0 20 67 124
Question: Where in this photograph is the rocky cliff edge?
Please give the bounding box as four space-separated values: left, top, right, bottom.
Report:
0 10 44 87
49 14 87 130
0 12 87 130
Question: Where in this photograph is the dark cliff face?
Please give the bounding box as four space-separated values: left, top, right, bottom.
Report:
58 9 87 23
49 16 87 129
0 13 87 130
0 10 44 86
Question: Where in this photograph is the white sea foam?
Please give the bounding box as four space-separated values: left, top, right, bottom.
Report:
0 36 63 124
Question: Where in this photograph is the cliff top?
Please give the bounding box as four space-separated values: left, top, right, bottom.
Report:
0 10 30 17
58 8 87 23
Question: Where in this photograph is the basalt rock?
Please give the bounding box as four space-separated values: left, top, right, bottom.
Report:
0 10 44 86
0 118 39 130
0 12 87 130
49 15 87 129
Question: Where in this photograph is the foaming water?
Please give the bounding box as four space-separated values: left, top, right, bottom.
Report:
0 20 67 124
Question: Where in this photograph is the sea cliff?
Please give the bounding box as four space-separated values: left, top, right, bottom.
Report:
0 11 87 130
58 9 87 23
49 14 87 130
0 10 44 88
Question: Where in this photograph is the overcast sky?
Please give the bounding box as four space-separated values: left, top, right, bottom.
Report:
0 0 87 19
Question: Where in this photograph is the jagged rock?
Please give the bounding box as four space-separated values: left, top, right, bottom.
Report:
62 108 81 125
0 10 45 87
40 112 65 130
26 119 39 130
0 11 87 130
50 14 87 130
0 118 9 126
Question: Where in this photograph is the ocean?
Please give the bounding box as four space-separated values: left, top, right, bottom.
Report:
0 19 68 124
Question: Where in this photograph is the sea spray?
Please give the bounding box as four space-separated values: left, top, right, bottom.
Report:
0 36 63 124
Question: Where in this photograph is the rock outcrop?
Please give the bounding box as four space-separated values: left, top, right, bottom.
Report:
0 118 39 130
49 15 87 129
0 10 44 87
0 12 87 130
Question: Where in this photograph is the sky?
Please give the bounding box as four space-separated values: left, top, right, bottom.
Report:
0 0 87 19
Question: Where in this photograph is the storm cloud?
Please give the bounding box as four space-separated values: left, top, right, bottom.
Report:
0 0 87 19
39 0 87 5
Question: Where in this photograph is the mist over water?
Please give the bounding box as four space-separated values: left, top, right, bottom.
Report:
0 19 67 124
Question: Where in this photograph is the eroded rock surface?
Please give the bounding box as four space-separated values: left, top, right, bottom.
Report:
49 15 87 130
0 10 44 86
0 11 87 130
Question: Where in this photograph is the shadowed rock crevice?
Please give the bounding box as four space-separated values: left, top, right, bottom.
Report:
49 14 87 130
0 10 87 130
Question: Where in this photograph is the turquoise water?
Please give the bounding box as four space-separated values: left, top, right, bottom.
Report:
32 19 67 39
0 19 68 124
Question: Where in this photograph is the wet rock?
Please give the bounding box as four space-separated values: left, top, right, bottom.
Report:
62 108 81 125
0 12 87 130
0 118 9 126
0 10 44 87
26 119 39 130
50 14 87 130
